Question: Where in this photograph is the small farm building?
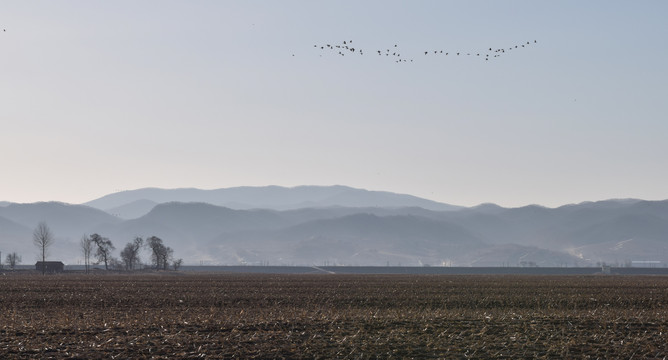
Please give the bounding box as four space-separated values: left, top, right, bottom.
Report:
35 261 65 273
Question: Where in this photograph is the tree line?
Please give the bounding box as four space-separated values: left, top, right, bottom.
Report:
1 221 183 274
79 232 182 273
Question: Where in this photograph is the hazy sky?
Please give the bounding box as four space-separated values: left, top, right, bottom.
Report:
1 1 667 208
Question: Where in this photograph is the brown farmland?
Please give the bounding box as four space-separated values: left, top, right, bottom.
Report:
1 273 667 359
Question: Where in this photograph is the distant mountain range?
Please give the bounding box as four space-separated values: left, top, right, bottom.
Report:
1 186 667 267
84 185 462 218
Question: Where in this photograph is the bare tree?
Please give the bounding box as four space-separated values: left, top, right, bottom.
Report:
146 236 173 270
172 258 183 271
119 244 133 270
160 246 173 271
120 237 143 271
147 236 164 269
5 252 21 270
33 221 54 275
90 233 115 270
80 234 93 274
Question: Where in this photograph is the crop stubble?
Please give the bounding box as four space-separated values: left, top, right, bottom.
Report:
1 274 667 359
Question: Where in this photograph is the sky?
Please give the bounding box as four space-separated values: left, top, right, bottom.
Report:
1 1 667 208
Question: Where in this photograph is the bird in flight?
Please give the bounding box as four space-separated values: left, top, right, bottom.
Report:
310 39 538 65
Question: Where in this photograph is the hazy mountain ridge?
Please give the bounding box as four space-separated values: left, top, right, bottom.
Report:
0 215 33 257
1 189 666 267
105 199 159 219
205 212 486 266
0 202 121 237
0 202 122 262
84 185 463 218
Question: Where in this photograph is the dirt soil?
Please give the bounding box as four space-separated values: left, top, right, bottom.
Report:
1 273 667 359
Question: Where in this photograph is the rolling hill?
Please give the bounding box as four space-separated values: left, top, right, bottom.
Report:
1 189 666 267
84 185 463 218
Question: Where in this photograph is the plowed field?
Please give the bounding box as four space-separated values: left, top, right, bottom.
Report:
1 274 667 358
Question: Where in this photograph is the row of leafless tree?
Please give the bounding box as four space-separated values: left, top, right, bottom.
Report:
1 222 52 271
80 233 182 273
30 221 182 274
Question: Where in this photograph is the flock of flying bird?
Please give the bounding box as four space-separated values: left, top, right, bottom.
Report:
2 27 535 64
310 39 538 64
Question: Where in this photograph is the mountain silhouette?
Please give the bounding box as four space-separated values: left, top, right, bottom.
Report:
84 185 462 218
1 189 666 267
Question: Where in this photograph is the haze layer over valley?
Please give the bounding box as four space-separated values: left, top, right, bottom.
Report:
1 186 666 268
